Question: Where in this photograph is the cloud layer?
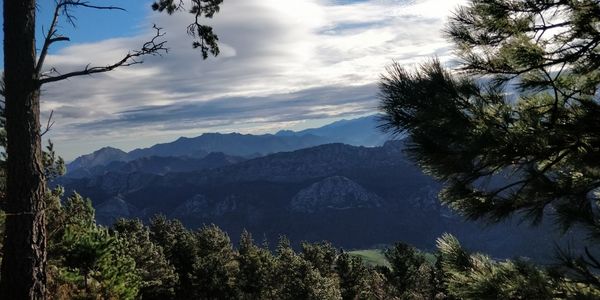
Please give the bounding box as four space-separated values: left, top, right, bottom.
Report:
40 0 465 160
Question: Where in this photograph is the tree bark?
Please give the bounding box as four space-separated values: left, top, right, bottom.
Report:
0 0 47 299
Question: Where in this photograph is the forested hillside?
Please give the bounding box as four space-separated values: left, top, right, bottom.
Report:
1 0 599 298
55 140 568 259
0 191 595 299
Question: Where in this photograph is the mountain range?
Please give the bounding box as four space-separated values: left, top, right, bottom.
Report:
67 115 391 174
57 115 564 260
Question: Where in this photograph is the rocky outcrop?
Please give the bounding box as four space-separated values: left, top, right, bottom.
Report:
202 141 414 183
68 147 129 172
290 176 383 213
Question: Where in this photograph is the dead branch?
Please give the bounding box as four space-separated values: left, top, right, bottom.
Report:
40 110 55 137
36 0 125 74
39 25 168 85
59 0 126 27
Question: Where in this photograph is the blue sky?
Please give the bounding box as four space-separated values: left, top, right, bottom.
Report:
0 1 145 62
2 0 465 160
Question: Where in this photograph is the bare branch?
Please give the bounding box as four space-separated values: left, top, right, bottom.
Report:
60 0 126 11
40 110 55 137
36 1 63 75
39 25 168 85
59 0 126 26
36 0 125 74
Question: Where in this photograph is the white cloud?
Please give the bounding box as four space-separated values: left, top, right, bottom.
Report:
40 0 466 160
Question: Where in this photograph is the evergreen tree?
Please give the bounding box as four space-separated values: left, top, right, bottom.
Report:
43 192 141 299
362 270 389 300
149 215 199 299
379 0 600 288
301 241 338 277
335 252 370 300
112 219 178 300
379 243 435 299
274 237 342 300
237 230 277 299
193 224 240 299
56 225 140 299
1 0 222 296
436 233 600 299
91 232 141 300
59 193 95 231
47 192 96 266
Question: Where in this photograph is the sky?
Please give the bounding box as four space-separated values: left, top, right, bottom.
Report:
5 0 466 160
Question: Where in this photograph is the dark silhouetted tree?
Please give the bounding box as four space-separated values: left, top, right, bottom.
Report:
1 0 222 297
379 0 600 289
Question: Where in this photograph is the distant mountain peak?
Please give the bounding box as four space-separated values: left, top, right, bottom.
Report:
68 146 128 172
67 114 391 173
275 114 392 147
97 146 124 152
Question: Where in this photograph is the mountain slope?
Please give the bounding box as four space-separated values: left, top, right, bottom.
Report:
58 140 434 220
66 152 246 179
56 141 562 259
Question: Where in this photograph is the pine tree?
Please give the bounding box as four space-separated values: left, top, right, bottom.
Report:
274 237 342 300
193 224 240 299
149 216 199 299
112 219 179 300
237 230 277 300
379 0 600 288
335 252 370 300
93 233 141 300
0 139 66 279
1 0 223 296
435 233 600 299
301 241 337 277
379 242 435 299
58 225 140 299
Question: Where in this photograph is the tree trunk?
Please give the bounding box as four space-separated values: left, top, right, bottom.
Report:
0 0 47 299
